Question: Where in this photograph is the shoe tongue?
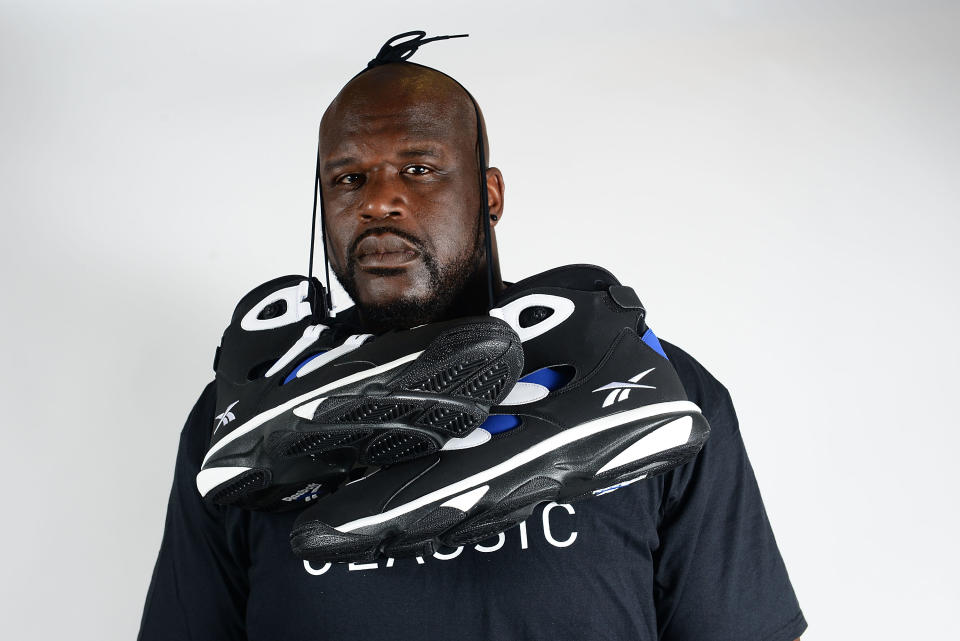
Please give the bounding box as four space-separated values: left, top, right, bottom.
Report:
496 264 621 303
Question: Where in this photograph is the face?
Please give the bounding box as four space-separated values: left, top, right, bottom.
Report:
319 68 489 329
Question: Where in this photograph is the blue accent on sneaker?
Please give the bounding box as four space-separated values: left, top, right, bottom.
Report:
519 366 571 390
641 328 668 360
593 484 624 496
283 351 328 385
479 414 521 435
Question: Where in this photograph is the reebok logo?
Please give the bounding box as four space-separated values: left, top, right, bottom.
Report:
592 368 656 408
214 400 239 432
282 483 324 503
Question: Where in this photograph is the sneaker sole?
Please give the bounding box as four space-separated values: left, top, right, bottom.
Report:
270 323 522 466
198 320 523 508
289 401 709 562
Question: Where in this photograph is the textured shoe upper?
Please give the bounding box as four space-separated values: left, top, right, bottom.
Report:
489 264 687 422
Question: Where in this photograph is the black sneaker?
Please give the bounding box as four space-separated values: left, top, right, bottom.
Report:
289 265 710 561
196 275 524 511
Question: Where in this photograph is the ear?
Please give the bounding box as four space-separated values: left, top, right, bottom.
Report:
485 167 505 227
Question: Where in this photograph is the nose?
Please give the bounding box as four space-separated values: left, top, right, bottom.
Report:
359 169 408 223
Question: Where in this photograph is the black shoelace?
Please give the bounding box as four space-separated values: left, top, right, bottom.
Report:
366 31 468 68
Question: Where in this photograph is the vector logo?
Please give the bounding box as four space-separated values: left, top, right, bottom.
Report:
592 368 656 408
214 400 239 432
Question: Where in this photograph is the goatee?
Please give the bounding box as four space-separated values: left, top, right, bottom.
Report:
334 223 485 334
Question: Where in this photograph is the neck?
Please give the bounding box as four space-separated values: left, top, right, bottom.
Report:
440 267 506 320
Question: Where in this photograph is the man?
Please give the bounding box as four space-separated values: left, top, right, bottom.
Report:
139 42 806 641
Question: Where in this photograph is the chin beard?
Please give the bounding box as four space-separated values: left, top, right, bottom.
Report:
335 226 485 333
354 293 453 334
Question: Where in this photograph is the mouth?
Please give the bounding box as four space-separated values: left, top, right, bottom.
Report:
353 232 421 269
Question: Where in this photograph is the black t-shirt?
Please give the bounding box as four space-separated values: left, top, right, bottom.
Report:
139 339 807 641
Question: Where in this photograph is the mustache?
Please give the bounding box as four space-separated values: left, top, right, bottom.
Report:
348 226 429 260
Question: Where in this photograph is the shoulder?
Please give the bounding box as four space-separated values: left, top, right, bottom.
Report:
659 338 740 441
191 379 217 427
657 339 725 405
177 380 218 472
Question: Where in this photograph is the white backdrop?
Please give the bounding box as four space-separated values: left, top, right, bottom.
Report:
2 1 958 639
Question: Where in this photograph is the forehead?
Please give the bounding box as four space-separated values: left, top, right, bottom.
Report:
324 103 461 150
319 68 476 161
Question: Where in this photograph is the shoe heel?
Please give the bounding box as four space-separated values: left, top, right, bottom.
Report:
586 412 711 498
207 468 271 506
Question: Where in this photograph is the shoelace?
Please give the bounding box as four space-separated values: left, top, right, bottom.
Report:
366 31 467 68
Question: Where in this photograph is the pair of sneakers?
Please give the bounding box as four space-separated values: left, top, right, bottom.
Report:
197 265 710 563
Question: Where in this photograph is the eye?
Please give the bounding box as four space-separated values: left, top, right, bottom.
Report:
403 165 431 176
336 173 364 186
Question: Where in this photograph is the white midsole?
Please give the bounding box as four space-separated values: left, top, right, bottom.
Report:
335 399 701 533
196 466 252 497
595 415 692 474
201 351 423 468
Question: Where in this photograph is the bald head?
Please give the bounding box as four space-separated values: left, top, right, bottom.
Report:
314 61 505 333
320 63 489 168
